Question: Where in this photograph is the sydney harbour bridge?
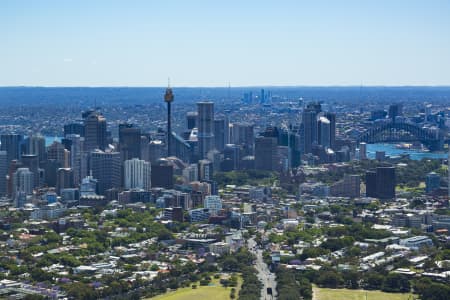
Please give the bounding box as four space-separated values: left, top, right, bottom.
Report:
357 121 447 151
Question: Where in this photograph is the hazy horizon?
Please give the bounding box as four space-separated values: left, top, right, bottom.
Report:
2 85 450 88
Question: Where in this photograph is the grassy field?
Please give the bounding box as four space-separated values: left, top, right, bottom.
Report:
150 276 241 300
313 286 416 300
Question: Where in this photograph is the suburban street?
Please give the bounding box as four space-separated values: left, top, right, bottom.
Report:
248 237 277 300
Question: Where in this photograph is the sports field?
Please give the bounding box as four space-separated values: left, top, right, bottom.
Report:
150 277 241 300
313 286 416 300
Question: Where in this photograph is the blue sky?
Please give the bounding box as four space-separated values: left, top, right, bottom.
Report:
1 0 450 86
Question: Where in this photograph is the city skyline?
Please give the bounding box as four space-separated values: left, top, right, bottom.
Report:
1 0 450 87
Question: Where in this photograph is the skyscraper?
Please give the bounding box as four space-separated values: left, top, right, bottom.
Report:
366 167 396 200
318 116 331 148
255 136 278 171
359 142 367 160
151 163 173 189
197 101 215 159
222 144 240 171
365 170 377 198
0 134 23 164
148 140 165 163
164 86 174 156
84 111 107 152
119 123 141 161
27 135 46 165
186 112 198 130
47 141 69 167
90 150 121 195
64 122 85 137
124 158 151 190
302 103 321 154
65 134 82 186
324 112 336 149
231 122 254 156
56 168 74 195
376 166 396 199
21 154 40 188
388 103 403 123
214 118 228 152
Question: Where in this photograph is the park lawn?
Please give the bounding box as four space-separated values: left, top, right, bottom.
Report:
313 286 416 300
150 276 242 300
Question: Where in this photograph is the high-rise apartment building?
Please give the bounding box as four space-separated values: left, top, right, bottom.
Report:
366 167 396 200
197 102 214 159
376 167 396 199
124 158 151 190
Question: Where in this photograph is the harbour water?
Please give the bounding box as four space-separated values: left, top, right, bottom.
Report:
44 138 447 161
366 143 448 160
45 136 61 146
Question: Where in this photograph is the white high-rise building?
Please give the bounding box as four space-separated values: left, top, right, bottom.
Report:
124 158 151 190
204 195 222 216
66 134 82 186
13 168 34 198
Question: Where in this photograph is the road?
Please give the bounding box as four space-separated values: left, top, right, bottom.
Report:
248 237 277 300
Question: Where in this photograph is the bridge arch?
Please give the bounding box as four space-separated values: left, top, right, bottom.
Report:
357 122 442 151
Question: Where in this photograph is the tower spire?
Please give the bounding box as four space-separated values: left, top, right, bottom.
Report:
164 80 174 157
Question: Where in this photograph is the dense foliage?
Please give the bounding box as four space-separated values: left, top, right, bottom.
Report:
214 170 277 187
276 268 312 300
238 267 262 300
